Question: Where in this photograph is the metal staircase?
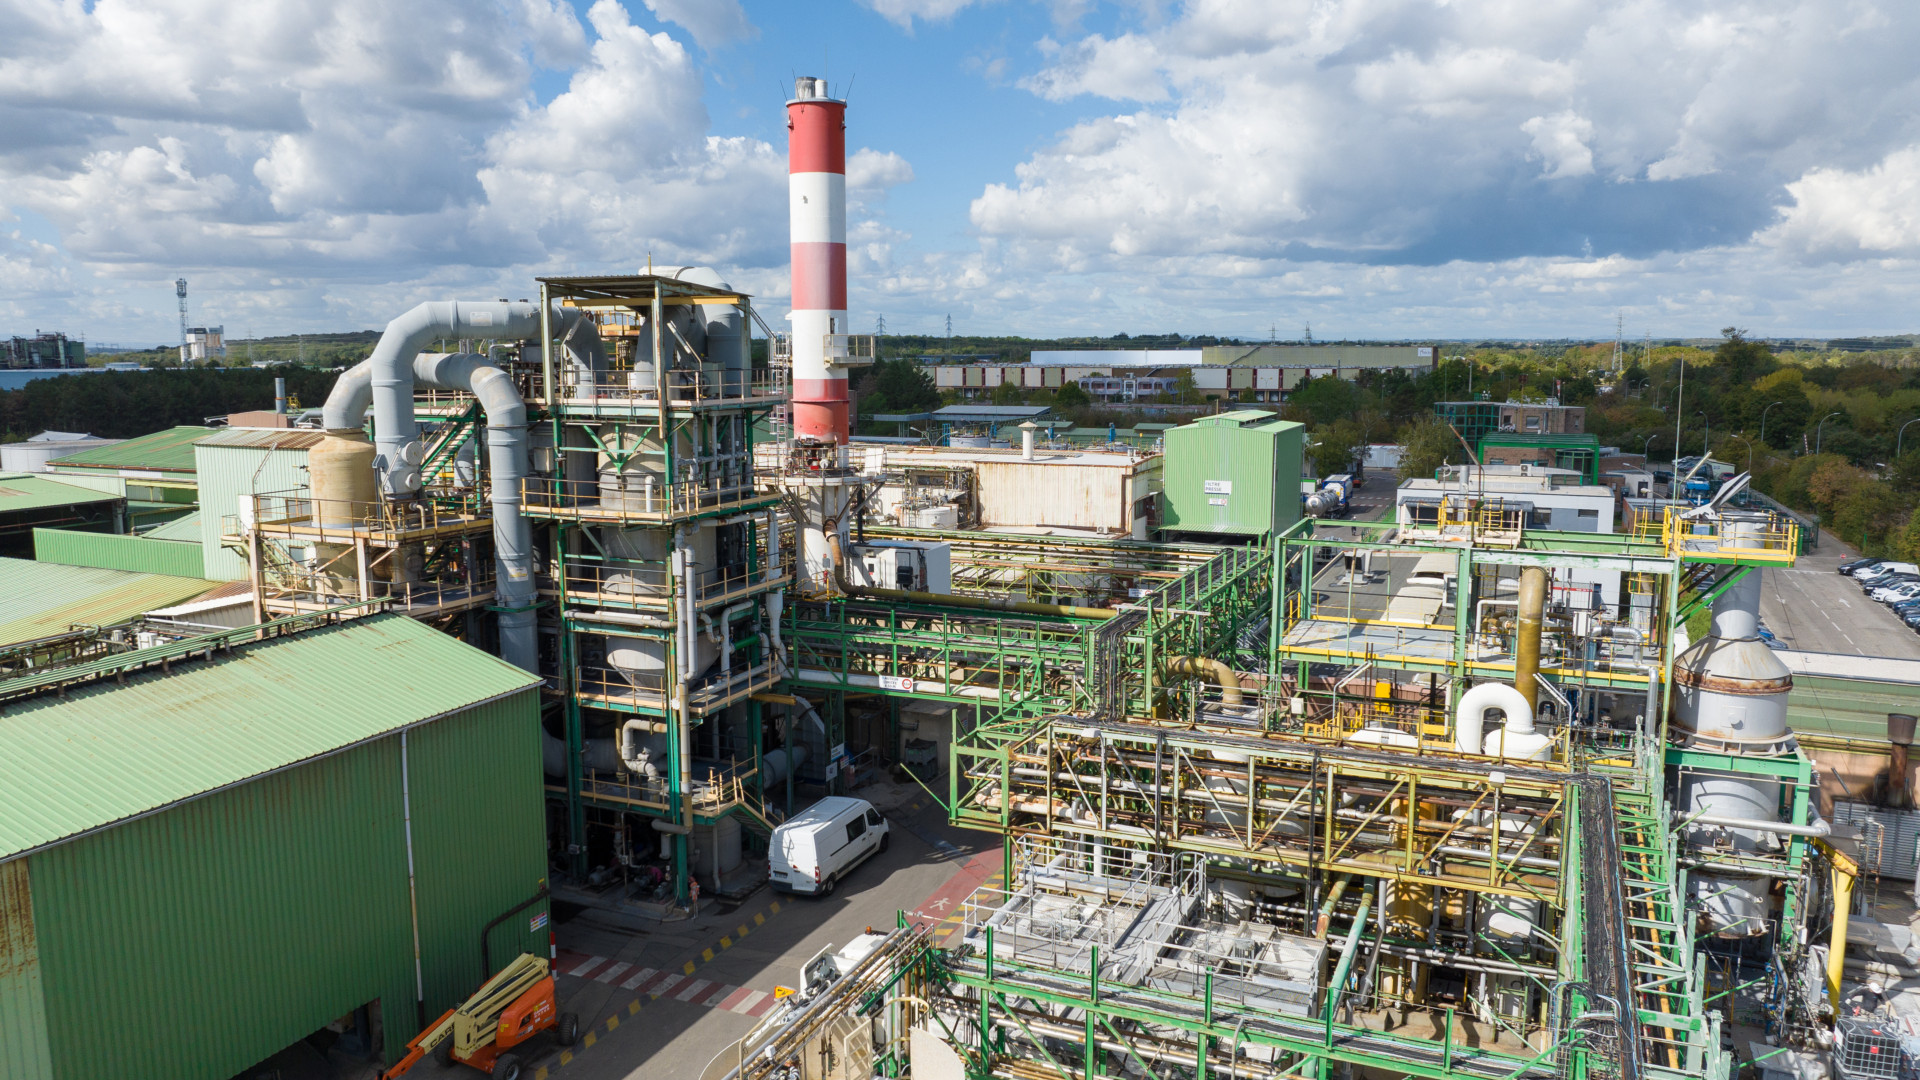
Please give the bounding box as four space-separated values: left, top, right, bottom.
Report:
420 402 482 487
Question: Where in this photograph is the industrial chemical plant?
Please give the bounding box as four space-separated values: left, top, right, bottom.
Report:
0 76 1898 1080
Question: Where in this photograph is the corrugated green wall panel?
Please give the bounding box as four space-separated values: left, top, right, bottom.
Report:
31 739 416 1080
1163 417 1304 537
0 859 52 1080
31 528 204 578
409 689 550 1008
194 445 310 580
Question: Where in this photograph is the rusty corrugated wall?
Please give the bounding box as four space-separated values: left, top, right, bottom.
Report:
0 858 52 1079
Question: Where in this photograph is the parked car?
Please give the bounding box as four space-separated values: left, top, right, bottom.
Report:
1840 557 1887 576
1859 561 1919 583
768 796 890 897
1870 574 1920 596
1893 599 1920 616
1875 582 1920 603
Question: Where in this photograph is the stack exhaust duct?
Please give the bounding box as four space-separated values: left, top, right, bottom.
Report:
787 75 849 445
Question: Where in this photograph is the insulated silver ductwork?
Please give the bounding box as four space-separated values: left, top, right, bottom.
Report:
1673 541 1795 939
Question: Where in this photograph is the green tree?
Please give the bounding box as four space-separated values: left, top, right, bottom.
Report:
1287 375 1363 427
1715 327 1775 386
1398 418 1466 481
1310 419 1364 478
1052 381 1091 408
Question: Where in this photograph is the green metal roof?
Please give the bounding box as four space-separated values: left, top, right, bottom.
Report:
0 613 541 862
0 558 217 645
0 473 121 514
47 425 217 476
142 510 202 541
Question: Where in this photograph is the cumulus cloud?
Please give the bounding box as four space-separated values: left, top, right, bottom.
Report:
858 0 983 32
1522 113 1597 180
641 0 756 51
1763 146 1920 262
977 0 1920 272
0 0 920 335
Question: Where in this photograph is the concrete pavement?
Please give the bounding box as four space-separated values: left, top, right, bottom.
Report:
400 787 985 1080
1758 532 1920 660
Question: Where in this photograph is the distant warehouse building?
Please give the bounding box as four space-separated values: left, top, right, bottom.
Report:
932 344 1437 403
0 613 549 1080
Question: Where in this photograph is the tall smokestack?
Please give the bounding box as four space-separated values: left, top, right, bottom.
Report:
787 75 848 444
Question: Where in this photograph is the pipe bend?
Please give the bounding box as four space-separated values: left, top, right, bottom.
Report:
1454 682 1534 755
1164 655 1242 707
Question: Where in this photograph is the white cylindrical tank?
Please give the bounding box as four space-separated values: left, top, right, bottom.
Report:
1674 546 1793 937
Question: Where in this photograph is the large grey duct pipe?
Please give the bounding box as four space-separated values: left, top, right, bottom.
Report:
320 301 603 491
409 352 538 669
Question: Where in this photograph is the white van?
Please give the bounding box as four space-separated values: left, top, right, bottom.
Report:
769 796 890 897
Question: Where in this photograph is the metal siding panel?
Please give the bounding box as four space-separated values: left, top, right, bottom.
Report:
0 859 52 1079
408 690 549 1012
30 529 203 578
194 445 312 580
31 739 415 1080
0 613 540 862
0 558 217 647
1255 368 1279 390
974 462 1125 532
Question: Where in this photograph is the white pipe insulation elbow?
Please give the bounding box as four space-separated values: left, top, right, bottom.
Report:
1454 682 1535 756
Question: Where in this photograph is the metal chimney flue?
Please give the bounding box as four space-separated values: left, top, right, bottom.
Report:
1888 713 1915 809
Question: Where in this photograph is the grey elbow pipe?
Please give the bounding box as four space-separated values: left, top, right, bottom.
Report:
412 352 539 672
321 301 542 496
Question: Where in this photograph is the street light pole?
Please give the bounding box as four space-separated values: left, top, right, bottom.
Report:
1815 412 1841 455
1728 435 1754 474
1760 400 1784 445
1672 356 1686 475
1697 410 1709 460
1899 416 1920 459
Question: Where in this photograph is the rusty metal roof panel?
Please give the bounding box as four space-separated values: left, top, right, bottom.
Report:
0 558 217 646
0 612 540 863
192 428 327 450
46 426 217 475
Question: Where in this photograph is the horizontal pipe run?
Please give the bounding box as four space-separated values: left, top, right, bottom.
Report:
1677 812 1829 838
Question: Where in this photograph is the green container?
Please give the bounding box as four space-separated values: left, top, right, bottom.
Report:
1161 411 1305 538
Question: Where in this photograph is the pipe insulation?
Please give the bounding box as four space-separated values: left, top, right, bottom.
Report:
1514 566 1548 713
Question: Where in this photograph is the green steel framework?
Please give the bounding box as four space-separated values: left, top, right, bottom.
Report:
525 275 788 900
902 509 1812 1080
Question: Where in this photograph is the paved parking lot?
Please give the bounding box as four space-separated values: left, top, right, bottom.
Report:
1758 534 1920 660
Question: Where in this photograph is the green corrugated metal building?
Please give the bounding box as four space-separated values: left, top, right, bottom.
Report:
0 558 217 645
191 428 324 580
31 527 203 578
1160 411 1305 538
0 613 547 1079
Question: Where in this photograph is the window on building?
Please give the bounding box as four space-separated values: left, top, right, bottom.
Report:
1525 415 1542 431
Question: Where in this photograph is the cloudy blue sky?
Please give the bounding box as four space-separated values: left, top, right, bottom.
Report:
2 0 1918 345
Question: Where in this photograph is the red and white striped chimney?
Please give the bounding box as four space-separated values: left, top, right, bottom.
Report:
787 75 848 444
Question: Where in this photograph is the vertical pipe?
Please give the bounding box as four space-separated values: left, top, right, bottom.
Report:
400 730 426 1030
1827 858 1856 1013
1514 566 1548 712
787 75 849 444
274 377 287 415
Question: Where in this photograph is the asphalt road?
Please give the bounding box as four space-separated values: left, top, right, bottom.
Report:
402 786 984 1080
1758 532 1920 660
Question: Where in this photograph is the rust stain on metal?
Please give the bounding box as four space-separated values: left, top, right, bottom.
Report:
1674 667 1794 696
0 858 38 980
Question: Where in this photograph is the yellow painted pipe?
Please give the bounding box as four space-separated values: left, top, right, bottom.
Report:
1165 655 1243 707
1514 566 1548 712
1828 858 1857 1014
